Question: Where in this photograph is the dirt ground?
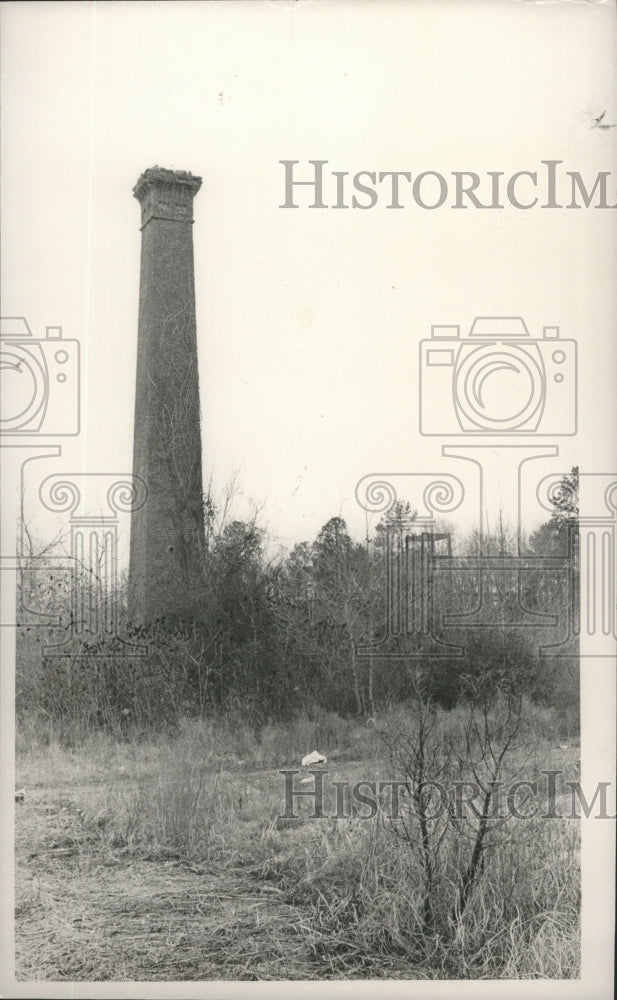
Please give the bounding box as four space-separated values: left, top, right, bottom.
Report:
14 775 419 982
16 780 300 981
14 736 581 983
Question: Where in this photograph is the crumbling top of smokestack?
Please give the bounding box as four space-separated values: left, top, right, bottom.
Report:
133 167 202 228
133 167 202 200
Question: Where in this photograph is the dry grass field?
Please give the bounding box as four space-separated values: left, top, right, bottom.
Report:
15 709 580 981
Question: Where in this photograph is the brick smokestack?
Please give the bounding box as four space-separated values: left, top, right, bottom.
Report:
128 167 206 624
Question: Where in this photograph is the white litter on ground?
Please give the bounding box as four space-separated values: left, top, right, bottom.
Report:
301 751 327 766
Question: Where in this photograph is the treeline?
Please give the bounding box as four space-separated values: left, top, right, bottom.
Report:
16 471 579 739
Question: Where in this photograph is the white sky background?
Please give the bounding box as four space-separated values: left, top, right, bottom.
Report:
2 0 617 559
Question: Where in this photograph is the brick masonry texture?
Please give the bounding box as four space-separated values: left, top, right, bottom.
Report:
128 168 207 624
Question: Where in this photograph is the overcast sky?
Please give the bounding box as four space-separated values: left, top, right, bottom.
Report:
2 0 617 557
